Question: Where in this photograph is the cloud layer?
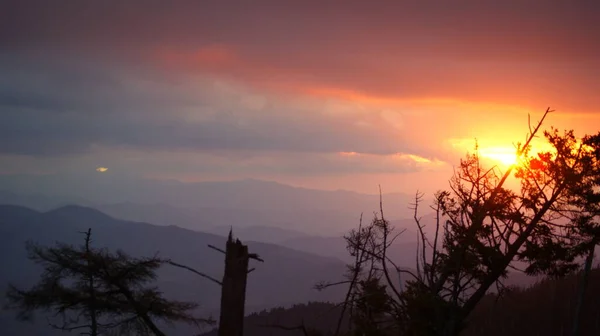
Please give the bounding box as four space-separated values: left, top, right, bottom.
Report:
1 0 599 192
0 53 431 157
3 0 600 110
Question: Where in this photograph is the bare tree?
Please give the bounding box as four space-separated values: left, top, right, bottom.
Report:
404 110 600 335
319 109 600 336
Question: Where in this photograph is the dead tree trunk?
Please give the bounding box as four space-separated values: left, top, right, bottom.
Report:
216 230 263 336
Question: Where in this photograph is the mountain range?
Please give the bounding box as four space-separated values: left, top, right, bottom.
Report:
0 178 543 335
0 176 421 235
0 204 348 335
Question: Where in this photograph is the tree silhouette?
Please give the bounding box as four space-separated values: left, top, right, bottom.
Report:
320 109 600 336
407 112 600 335
464 267 600 336
5 228 214 335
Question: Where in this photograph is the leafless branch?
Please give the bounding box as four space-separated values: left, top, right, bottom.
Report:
207 244 226 254
165 260 222 286
378 185 404 303
314 280 353 291
248 253 264 262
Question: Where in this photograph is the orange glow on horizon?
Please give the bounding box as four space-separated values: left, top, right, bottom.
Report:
449 137 561 169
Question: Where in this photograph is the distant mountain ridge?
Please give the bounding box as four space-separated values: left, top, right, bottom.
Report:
0 175 417 215
0 189 94 211
0 203 544 335
0 177 420 236
0 204 348 336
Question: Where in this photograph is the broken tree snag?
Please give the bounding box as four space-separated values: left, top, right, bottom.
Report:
217 231 263 336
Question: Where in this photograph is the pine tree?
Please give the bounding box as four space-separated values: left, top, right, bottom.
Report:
5 228 214 335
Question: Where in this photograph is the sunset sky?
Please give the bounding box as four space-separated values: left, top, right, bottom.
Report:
1 0 599 195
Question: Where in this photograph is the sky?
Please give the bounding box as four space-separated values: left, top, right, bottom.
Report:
1 0 600 195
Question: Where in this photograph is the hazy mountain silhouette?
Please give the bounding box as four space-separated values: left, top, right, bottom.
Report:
282 235 420 267
0 204 543 335
205 224 310 244
97 202 442 248
279 214 436 265
0 176 417 235
97 202 319 239
0 189 93 211
0 204 348 335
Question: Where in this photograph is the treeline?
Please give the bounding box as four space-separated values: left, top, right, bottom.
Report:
201 302 349 336
466 267 600 336
199 268 600 336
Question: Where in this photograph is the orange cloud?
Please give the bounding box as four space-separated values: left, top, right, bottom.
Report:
156 45 242 73
153 44 600 118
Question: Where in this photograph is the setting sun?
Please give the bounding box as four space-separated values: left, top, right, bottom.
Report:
478 146 518 167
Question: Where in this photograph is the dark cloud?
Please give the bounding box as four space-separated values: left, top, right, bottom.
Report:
1 0 599 160
2 0 598 112
0 54 435 157
3 1 599 61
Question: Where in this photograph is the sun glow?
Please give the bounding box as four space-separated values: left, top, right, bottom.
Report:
478 147 518 167
450 136 560 169
477 139 560 168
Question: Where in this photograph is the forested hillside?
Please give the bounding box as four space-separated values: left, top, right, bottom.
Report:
465 268 600 336
200 269 600 336
201 302 349 336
